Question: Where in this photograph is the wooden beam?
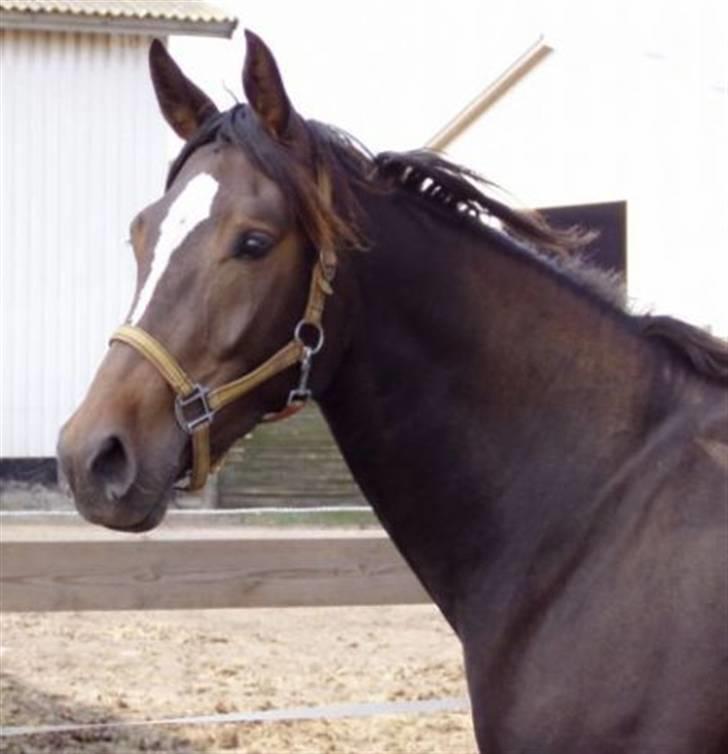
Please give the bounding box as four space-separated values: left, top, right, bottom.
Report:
425 36 553 151
0 525 430 611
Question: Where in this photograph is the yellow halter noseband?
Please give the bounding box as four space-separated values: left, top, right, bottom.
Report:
110 258 334 491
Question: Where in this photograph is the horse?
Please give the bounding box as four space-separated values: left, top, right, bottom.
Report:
57 31 728 753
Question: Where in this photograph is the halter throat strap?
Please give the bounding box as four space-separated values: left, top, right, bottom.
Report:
110 259 333 491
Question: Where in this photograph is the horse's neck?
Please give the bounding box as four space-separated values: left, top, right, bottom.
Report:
319 203 658 626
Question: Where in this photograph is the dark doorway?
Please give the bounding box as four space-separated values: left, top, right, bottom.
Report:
540 201 627 276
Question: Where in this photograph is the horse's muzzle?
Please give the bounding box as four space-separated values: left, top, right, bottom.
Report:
57 421 172 531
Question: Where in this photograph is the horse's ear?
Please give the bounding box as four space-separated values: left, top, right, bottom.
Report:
148 39 219 140
242 30 294 140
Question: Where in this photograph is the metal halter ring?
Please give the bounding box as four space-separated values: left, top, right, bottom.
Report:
293 320 325 354
174 384 215 434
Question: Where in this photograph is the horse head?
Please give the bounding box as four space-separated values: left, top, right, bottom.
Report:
57 33 347 531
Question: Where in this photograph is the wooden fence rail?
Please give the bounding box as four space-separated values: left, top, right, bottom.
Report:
0 515 430 612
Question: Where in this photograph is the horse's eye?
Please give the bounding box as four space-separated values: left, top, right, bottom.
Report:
233 231 274 260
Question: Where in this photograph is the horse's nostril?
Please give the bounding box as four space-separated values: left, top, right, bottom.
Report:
88 435 134 501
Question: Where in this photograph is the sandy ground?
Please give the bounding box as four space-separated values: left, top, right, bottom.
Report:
0 606 476 754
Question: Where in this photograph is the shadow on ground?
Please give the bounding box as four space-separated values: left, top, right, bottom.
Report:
0 671 212 754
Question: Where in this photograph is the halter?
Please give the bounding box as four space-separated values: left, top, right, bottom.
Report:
110 257 334 491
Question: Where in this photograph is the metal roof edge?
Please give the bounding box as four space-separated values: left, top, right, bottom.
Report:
0 10 237 38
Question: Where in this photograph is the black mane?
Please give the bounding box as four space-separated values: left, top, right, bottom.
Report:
641 315 728 383
374 150 595 255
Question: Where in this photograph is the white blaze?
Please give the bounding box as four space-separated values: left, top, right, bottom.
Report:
130 173 219 324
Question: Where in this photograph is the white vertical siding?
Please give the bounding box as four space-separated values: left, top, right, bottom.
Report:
0 30 168 457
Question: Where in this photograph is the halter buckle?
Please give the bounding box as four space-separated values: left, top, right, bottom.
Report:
174 384 215 434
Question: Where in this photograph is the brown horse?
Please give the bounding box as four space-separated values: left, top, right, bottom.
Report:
57 32 728 753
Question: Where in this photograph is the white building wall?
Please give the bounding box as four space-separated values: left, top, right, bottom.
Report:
447 41 728 336
0 30 168 457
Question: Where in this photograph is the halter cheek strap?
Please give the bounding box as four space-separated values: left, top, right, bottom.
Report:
110 259 333 491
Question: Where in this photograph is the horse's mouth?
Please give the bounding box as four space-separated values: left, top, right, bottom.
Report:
70 472 176 533
103 495 171 533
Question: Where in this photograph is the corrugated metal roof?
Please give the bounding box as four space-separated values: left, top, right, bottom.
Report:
0 1 237 36
0 0 234 23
